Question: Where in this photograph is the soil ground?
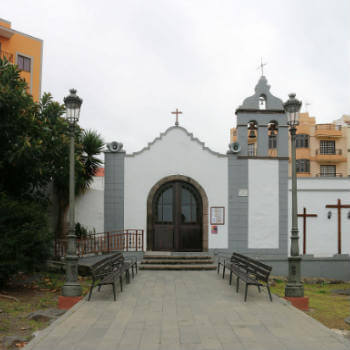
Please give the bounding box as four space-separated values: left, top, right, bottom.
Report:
0 272 91 349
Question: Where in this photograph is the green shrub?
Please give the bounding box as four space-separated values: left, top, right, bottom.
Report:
0 193 53 287
75 222 88 239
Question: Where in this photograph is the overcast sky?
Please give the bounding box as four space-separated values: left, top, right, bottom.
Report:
3 0 350 153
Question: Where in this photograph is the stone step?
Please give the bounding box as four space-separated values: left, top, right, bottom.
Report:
143 255 212 260
141 259 214 265
139 264 217 271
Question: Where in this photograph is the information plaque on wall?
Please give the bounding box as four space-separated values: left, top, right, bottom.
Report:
210 207 225 225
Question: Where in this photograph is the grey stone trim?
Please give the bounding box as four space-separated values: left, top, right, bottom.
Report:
236 76 284 111
104 151 125 232
126 126 227 158
293 189 350 192
210 249 350 280
257 125 268 157
227 155 248 252
227 156 288 256
277 124 289 157
238 156 289 160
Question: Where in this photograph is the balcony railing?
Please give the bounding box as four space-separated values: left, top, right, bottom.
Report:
315 124 342 131
0 50 14 63
315 124 343 137
315 149 343 155
316 173 343 178
54 229 144 258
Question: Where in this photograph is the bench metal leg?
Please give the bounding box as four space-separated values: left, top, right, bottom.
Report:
88 286 94 301
217 262 221 274
135 262 138 274
229 271 232 285
131 265 134 278
120 275 123 292
257 285 261 293
222 265 226 279
244 284 249 302
267 285 273 302
112 282 116 301
236 277 240 293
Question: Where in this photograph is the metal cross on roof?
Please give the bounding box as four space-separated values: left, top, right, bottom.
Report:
171 108 183 126
257 57 267 76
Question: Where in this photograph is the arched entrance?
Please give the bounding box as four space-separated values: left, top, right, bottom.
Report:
147 176 208 251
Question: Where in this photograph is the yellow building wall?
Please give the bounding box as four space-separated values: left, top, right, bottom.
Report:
0 19 42 101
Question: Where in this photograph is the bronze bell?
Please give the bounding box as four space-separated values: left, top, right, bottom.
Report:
248 129 256 138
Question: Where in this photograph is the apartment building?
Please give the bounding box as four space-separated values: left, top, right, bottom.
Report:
230 112 349 177
0 18 43 101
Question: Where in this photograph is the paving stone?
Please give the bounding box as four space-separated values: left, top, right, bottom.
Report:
24 270 350 350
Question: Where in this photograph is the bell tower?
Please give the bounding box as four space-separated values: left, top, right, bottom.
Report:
228 76 289 260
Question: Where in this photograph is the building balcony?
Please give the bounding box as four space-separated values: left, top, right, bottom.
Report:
0 50 14 63
315 124 342 137
316 173 343 178
314 149 347 163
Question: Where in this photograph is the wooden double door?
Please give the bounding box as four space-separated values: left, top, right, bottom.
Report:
152 181 202 251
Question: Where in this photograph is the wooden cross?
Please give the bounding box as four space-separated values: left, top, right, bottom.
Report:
171 108 182 126
297 207 317 255
326 199 350 254
257 57 267 76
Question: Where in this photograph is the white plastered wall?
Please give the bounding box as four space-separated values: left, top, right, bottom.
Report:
248 159 279 249
75 176 104 233
288 178 350 257
124 127 228 249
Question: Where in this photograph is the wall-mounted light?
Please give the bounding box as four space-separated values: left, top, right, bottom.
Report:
327 211 332 219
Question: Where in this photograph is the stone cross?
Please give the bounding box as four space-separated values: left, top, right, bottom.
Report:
171 108 183 126
297 207 317 255
326 199 350 254
257 57 267 76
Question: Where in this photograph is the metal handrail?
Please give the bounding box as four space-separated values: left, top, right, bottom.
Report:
315 149 343 155
315 124 342 131
54 229 144 258
316 173 343 178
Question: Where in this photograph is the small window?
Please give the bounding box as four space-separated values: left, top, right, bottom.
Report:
17 55 31 72
320 165 336 177
268 135 277 149
259 95 266 110
295 134 309 148
156 187 173 222
320 140 335 155
181 188 197 223
296 159 310 173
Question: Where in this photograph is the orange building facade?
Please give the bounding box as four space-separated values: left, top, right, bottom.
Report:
0 18 43 101
230 112 349 177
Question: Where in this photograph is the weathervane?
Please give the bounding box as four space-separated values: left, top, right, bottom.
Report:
171 108 183 126
257 57 267 76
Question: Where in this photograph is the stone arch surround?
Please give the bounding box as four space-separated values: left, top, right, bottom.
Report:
146 175 209 251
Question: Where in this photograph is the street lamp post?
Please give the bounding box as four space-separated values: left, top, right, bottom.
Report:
61 89 83 297
284 93 304 298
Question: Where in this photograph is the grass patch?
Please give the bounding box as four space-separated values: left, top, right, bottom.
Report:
270 280 350 330
0 272 91 347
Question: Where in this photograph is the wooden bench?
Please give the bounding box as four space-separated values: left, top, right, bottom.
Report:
218 252 272 302
87 252 137 301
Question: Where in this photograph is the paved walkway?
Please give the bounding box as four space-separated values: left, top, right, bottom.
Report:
26 270 350 350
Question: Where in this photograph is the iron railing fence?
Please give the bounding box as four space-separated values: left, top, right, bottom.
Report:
54 229 144 258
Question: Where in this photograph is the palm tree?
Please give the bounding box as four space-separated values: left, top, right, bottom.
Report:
53 129 104 239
